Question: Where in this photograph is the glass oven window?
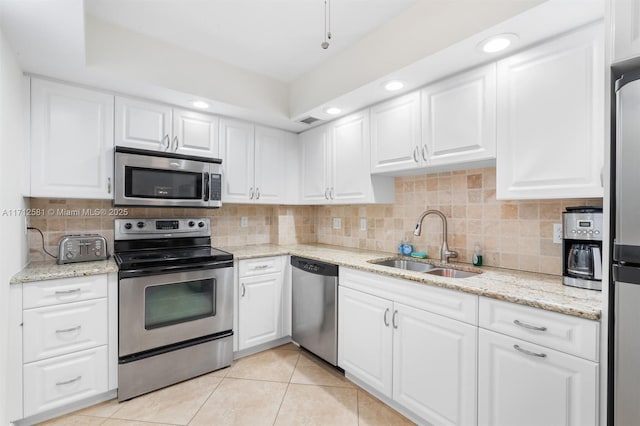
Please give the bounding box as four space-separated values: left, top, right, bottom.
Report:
125 166 202 200
144 279 215 329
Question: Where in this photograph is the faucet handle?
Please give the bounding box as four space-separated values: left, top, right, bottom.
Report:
444 250 458 263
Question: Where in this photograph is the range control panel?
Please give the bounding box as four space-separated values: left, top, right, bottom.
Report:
115 218 210 240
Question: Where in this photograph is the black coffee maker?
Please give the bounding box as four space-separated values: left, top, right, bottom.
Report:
562 206 603 291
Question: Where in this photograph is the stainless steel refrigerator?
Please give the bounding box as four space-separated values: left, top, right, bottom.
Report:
612 69 640 426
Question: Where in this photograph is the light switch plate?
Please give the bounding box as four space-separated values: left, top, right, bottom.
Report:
553 223 562 244
241 216 248 228
333 218 341 229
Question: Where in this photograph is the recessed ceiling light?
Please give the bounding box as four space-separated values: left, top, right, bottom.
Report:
324 107 341 115
478 33 519 53
383 80 405 91
191 100 209 109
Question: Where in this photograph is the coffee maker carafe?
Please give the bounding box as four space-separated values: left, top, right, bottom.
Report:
562 207 603 291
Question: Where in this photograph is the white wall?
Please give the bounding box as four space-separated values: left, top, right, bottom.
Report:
0 26 28 425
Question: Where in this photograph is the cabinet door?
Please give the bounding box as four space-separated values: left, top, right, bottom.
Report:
31 79 114 199
478 329 598 426
422 64 496 167
370 92 422 173
393 303 477 426
173 108 219 158
329 110 372 203
238 272 283 350
254 126 287 204
220 118 255 203
300 125 329 204
338 286 393 398
496 24 604 199
613 0 640 63
115 97 171 151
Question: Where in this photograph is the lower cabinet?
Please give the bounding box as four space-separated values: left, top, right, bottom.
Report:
338 282 477 426
478 329 598 426
237 256 286 351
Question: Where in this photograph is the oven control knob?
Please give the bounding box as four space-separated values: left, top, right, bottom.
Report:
137 221 145 229
198 221 205 228
188 221 195 227
124 223 132 230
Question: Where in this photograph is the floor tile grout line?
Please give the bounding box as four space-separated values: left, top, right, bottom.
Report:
184 375 224 426
272 350 301 425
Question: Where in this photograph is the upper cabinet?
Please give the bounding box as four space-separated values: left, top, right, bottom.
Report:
301 110 394 204
115 97 219 158
220 118 294 204
496 23 604 199
371 92 423 173
421 63 497 167
30 79 114 199
612 0 640 64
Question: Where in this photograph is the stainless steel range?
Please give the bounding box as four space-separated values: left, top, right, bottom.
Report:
114 218 233 401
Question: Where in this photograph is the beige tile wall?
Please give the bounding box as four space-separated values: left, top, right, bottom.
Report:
316 167 602 275
27 167 601 275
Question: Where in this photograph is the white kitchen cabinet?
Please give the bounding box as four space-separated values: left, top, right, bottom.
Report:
370 92 423 173
338 286 393 397
421 63 496 167
393 302 477 426
478 329 598 426
300 110 394 204
115 97 219 158
496 23 604 199
612 0 640 64
220 119 292 204
237 257 285 351
30 79 114 199
10 274 117 423
339 268 478 426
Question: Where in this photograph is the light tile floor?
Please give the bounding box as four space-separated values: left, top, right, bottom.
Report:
39 344 415 426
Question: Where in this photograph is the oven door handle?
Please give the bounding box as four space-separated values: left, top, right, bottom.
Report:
119 260 233 279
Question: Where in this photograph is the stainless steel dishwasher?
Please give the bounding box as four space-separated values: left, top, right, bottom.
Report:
291 256 339 366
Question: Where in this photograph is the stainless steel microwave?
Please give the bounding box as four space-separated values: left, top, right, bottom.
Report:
114 147 222 208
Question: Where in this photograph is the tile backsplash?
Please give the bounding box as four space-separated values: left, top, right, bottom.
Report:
27 167 602 276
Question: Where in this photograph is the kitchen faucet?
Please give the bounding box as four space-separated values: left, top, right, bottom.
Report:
413 209 458 264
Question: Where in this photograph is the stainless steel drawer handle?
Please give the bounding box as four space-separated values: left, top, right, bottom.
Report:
392 310 398 329
56 325 82 334
254 265 269 270
56 376 82 386
384 308 390 327
513 319 547 332
241 283 246 297
513 344 547 358
55 288 81 296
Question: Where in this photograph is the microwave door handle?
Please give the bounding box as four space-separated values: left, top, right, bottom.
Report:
203 173 210 202
592 246 602 280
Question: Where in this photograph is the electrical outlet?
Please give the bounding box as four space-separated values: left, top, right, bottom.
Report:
360 218 367 231
333 218 342 229
241 216 248 228
553 223 563 244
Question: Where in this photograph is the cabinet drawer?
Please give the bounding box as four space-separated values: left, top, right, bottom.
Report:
23 346 108 417
23 299 108 363
23 275 108 309
239 256 282 277
479 297 599 361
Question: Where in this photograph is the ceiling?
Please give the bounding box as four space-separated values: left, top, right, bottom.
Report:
85 0 417 83
0 0 604 132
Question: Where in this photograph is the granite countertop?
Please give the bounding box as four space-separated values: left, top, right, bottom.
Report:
222 243 603 320
11 244 602 320
10 258 118 284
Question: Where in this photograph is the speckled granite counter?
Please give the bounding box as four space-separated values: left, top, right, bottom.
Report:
10 258 118 284
222 243 603 320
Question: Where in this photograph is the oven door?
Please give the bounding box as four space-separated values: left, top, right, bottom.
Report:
114 149 215 208
119 266 232 357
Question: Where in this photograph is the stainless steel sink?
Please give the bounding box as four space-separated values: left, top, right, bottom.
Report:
370 258 438 272
425 268 480 278
369 258 481 278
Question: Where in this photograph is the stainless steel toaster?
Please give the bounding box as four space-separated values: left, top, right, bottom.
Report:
57 234 108 264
